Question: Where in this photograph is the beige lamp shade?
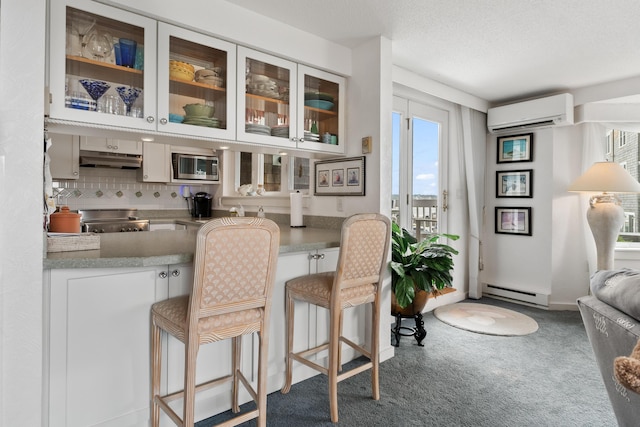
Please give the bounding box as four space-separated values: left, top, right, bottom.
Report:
568 161 640 193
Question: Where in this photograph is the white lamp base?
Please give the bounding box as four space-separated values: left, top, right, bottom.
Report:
586 193 624 271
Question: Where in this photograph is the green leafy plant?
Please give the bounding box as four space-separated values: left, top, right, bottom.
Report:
389 221 459 309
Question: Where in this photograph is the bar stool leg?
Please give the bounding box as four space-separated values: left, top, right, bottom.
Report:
150 323 161 427
337 310 343 373
257 331 267 427
371 296 380 400
328 306 341 423
281 289 294 394
183 337 198 426
232 336 240 413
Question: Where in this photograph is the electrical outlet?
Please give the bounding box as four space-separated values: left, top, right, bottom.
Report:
336 197 343 212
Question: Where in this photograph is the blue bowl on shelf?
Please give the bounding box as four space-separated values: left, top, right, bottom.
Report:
169 113 184 123
304 99 334 110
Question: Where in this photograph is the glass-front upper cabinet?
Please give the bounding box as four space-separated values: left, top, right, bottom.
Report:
48 0 157 131
156 23 236 140
236 47 345 154
237 47 297 149
296 65 345 154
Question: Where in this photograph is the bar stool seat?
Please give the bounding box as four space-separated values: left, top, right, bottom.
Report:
280 213 391 423
150 217 280 427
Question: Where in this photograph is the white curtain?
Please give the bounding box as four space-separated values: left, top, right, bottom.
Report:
457 105 487 299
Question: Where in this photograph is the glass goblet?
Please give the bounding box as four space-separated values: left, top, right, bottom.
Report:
86 31 113 62
79 79 111 112
71 18 96 57
116 86 142 116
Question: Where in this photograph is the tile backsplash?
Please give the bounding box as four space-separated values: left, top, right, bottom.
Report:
53 167 215 212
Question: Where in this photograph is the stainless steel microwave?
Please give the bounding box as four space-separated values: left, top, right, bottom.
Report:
172 153 219 182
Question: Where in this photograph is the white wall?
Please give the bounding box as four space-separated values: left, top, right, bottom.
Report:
482 129 554 298
100 0 351 77
551 125 591 307
0 0 46 425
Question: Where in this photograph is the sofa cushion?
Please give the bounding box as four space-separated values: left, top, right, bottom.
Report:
591 269 640 320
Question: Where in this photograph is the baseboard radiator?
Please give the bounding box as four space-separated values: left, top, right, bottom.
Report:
482 283 549 307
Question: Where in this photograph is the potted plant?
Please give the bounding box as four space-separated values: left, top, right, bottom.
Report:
389 222 459 315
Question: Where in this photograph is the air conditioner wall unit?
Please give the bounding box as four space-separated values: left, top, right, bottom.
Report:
487 93 574 133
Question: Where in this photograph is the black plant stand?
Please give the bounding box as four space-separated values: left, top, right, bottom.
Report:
392 312 427 347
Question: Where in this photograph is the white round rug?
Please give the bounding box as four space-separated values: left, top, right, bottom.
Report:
434 303 539 336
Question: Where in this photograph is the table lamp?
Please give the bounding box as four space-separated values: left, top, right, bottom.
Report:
568 161 640 270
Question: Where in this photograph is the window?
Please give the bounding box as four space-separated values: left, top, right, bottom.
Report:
392 96 448 238
606 129 640 243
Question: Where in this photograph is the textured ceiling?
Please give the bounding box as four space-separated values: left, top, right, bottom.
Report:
227 0 640 104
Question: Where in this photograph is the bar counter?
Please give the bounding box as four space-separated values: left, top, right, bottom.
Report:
43 224 342 269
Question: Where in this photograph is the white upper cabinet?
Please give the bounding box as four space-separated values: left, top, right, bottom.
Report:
156 23 236 140
79 136 142 154
49 0 157 131
236 47 298 149
49 0 346 155
296 65 345 154
237 47 345 154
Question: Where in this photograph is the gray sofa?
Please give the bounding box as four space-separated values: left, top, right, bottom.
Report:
578 269 640 427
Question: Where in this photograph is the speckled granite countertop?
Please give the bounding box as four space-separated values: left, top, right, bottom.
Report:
43 224 341 269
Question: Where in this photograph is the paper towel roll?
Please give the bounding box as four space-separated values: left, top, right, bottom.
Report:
290 191 304 227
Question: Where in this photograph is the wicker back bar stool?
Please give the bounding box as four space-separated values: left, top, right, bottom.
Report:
280 213 391 423
151 217 280 427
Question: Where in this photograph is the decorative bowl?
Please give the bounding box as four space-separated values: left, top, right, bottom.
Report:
183 103 214 117
304 91 335 102
195 68 221 79
169 60 194 73
196 75 224 87
79 79 111 100
304 99 334 110
169 113 184 123
169 67 195 82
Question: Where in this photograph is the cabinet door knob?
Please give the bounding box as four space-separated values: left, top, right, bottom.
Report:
73 171 79 176
146 116 155 123
171 269 180 277
290 137 298 142
158 271 168 279
159 118 168 125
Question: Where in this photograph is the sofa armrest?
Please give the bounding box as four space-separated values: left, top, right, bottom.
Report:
578 295 640 427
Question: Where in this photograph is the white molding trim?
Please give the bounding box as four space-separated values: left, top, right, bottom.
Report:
392 65 490 113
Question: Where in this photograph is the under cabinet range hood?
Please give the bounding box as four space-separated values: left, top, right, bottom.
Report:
79 150 142 169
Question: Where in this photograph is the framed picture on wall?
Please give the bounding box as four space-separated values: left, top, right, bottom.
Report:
496 169 533 198
495 207 532 236
497 133 533 163
314 156 365 196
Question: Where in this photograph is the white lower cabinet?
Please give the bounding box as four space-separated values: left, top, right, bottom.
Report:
45 249 344 426
45 264 190 427
264 248 339 391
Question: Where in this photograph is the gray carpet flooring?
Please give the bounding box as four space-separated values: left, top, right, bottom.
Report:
196 298 617 426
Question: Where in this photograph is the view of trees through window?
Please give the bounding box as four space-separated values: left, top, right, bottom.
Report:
607 129 640 241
